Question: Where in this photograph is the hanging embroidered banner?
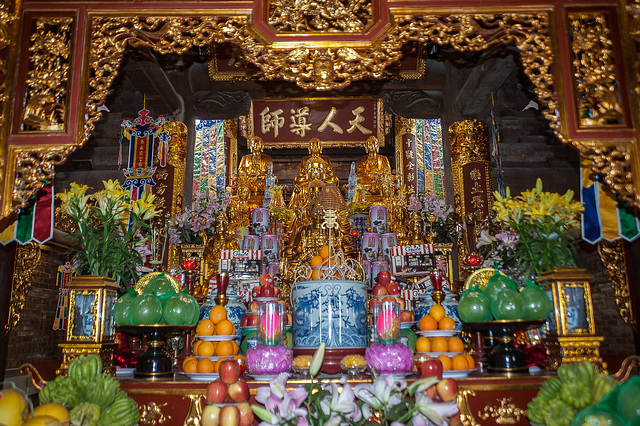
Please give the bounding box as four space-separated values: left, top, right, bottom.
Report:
0 183 54 245
581 159 640 244
194 119 226 196
53 261 75 330
121 109 170 200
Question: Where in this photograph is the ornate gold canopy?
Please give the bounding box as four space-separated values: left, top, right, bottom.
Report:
0 0 639 221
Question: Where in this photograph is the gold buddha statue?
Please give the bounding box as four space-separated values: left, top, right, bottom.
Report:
237 135 275 206
293 137 338 187
205 212 240 280
355 135 391 204
227 176 253 228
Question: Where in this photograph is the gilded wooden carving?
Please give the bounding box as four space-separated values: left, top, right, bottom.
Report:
597 239 637 332
4 242 42 334
268 0 371 32
22 17 72 132
139 402 172 425
478 397 525 424
0 6 639 223
569 12 624 127
458 389 479 426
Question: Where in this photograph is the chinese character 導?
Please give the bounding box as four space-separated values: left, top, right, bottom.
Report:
289 107 312 137
260 107 285 137
471 195 484 209
347 106 372 135
317 107 344 134
470 168 482 181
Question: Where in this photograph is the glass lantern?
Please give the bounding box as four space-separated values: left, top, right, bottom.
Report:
245 302 293 376
258 302 284 346
58 276 120 374
372 300 400 344
365 300 414 375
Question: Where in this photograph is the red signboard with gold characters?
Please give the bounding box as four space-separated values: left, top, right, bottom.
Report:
251 98 383 148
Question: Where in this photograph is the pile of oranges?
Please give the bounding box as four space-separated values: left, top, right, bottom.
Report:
418 304 456 331
184 305 242 374
415 335 464 353
308 245 340 280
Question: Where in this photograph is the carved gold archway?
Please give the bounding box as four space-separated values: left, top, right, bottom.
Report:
2 4 638 220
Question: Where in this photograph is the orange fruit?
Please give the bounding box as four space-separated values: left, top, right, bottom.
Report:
452 354 470 370
198 341 215 357
438 317 456 330
448 336 464 352
320 245 330 259
183 357 198 373
230 340 239 355
192 339 203 356
429 305 446 323
431 336 449 353
438 355 452 370
215 319 236 336
196 319 215 336
419 315 438 331
463 353 475 369
209 305 227 325
233 355 246 366
196 358 215 373
215 340 235 357
415 336 431 353
311 268 321 280
310 255 324 267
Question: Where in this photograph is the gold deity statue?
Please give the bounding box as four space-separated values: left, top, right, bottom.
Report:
293 138 339 187
355 135 391 204
237 135 275 206
205 212 240 280
227 175 253 228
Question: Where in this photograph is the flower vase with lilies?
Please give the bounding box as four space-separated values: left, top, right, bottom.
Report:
56 180 159 288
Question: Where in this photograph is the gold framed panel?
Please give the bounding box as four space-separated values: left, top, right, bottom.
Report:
0 4 638 224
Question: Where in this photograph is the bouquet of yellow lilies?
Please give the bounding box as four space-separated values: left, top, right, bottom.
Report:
56 179 158 287
478 178 584 280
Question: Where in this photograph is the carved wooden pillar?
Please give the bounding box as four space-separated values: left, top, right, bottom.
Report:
449 120 493 283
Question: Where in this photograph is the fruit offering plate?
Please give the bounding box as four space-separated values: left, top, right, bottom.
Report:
195 355 234 361
253 297 280 303
247 374 280 381
115 368 135 377
443 367 479 378
417 351 464 358
400 321 417 329
117 324 195 335
196 334 238 341
185 372 220 381
415 330 460 337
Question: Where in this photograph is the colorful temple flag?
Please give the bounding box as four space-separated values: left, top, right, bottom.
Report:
0 183 54 245
581 159 640 244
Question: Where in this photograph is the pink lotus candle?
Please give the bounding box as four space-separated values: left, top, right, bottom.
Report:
374 301 400 343
258 302 283 345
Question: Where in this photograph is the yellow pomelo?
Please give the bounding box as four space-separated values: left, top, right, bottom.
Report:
33 403 70 422
0 389 28 426
21 414 59 426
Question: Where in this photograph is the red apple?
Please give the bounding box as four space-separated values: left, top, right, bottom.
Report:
387 281 400 295
237 402 254 426
260 273 274 286
251 286 261 298
227 379 250 403
240 315 248 327
425 383 437 399
218 360 240 384
220 404 240 426
382 296 397 304
246 313 258 327
202 404 221 426
368 297 381 311
420 359 443 380
436 378 458 402
397 298 406 310
377 270 392 286
372 283 388 296
206 379 228 404
400 310 413 323
261 285 275 298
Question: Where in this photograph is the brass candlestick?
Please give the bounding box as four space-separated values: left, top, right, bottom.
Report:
431 290 445 305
